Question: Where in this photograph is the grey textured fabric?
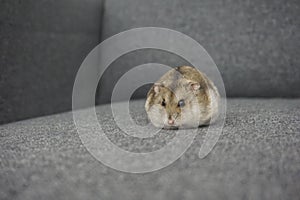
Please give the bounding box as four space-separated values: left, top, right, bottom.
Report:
100 0 300 100
1 99 299 200
0 0 103 124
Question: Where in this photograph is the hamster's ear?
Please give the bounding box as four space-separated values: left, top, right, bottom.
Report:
153 83 161 94
188 81 200 91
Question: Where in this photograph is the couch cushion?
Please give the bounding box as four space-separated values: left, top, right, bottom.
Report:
1 99 299 200
100 0 300 101
0 0 103 124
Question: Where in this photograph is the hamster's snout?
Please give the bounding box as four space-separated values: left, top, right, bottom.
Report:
166 112 180 126
168 119 175 125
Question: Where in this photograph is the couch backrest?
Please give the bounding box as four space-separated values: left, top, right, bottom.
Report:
98 0 300 104
1 0 299 125
0 0 103 124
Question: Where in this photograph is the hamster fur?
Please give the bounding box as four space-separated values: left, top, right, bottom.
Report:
145 66 220 129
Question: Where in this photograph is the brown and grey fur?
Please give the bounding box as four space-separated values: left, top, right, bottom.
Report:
145 66 219 129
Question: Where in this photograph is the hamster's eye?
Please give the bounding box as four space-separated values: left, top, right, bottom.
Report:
161 99 166 107
178 99 185 107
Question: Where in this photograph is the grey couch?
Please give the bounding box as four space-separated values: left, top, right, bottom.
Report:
1 0 299 200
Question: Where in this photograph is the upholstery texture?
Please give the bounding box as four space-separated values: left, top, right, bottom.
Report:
0 0 103 124
99 0 300 102
1 99 299 200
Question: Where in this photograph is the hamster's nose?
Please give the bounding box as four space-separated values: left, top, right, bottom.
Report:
168 119 175 125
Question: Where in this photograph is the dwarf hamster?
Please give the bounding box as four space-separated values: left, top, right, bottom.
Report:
145 66 219 129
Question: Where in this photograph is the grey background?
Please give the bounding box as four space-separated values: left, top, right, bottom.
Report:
0 0 299 122
0 0 103 124
1 1 300 200
100 0 300 102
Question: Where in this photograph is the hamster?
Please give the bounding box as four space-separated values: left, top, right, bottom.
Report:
145 66 220 129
